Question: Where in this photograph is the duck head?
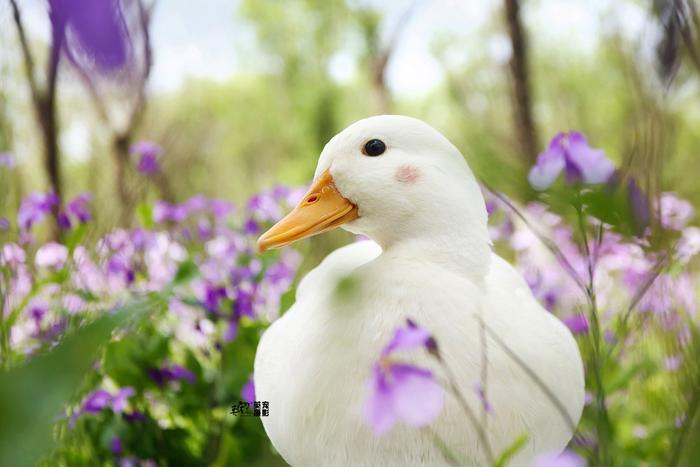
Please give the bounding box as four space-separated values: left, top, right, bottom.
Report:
257 115 490 275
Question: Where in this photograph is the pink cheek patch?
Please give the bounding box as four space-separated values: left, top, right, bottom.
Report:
395 165 420 184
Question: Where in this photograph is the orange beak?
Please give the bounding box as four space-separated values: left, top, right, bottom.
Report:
257 170 359 252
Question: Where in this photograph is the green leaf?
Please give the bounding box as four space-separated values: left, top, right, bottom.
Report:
136 203 154 229
493 433 529 467
0 311 127 467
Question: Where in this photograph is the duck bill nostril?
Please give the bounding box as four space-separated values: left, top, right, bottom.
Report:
256 169 359 253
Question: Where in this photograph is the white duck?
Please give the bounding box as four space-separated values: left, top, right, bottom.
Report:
254 115 584 466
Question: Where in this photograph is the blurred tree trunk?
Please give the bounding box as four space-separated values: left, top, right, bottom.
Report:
10 0 64 235
359 3 417 115
504 0 539 163
67 0 160 226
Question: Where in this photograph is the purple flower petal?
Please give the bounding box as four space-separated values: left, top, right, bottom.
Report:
168 365 195 384
566 132 614 184
112 387 135 413
241 375 256 404
111 436 123 455
224 319 238 343
0 152 16 168
363 366 397 435
528 134 566 190
35 242 69 269
83 389 112 413
532 450 585 467
563 314 589 335
55 0 131 73
389 364 444 427
382 323 431 356
67 192 92 223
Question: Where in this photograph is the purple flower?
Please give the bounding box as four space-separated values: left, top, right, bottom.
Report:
83 389 112 413
131 141 162 175
0 152 16 168
532 450 585 467
243 218 260 235
17 192 59 232
149 364 195 386
112 387 135 413
246 192 282 221
210 199 235 218
563 314 589 335
153 201 187 223
664 355 682 372
35 242 69 269
111 436 123 455
658 192 694 230
363 363 444 435
1 243 26 265
52 0 131 73
202 285 227 314
241 375 256 404
168 365 196 384
57 211 72 230
528 132 615 190
363 320 444 435
223 319 238 343
67 192 92 223
677 227 700 264
382 320 432 356
0 217 9 231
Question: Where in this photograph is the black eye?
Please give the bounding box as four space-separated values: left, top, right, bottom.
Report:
362 139 386 157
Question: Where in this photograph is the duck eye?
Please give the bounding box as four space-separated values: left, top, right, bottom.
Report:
362 139 386 157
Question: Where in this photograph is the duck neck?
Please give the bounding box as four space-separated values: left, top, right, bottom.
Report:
377 216 492 284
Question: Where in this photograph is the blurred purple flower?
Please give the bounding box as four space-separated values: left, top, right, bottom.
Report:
243 218 260 235
67 192 92 223
131 141 162 175
210 199 235 218
1 243 25 265
627 177 650 236
149 364 195 386
223 319 238 343
676 227 700 264
532 450 585 467
168 365 195 384
202 284 226 314
247 192 282 221
54 0 130 73
112 387 135 413
363 320 444 435
528 132 615 190
17 192 59 232
83 389 112 413
563 314 589 335
363 363 444 435
658 192 694 230
665 355 682 372
0 152 16 168
111 436 123 456
0 217 9 231
35 242 69 269
153 201 187 223
382 319 432 356
242 375 256 404
57 211 72 230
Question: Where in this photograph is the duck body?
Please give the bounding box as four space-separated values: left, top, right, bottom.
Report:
253 115 585 466
255 241 584 467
